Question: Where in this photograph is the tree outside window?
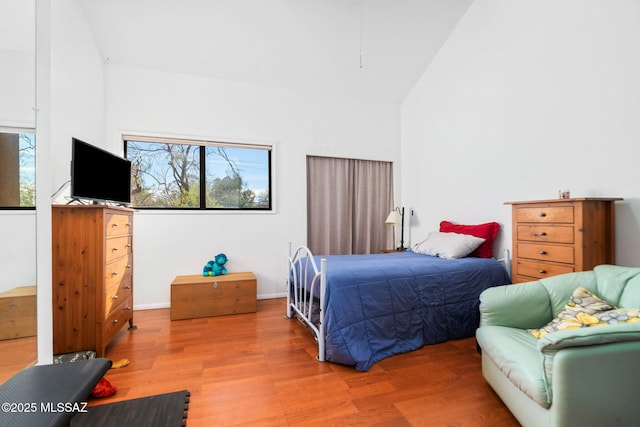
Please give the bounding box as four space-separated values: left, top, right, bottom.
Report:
0 131 35 208
125 136 272 210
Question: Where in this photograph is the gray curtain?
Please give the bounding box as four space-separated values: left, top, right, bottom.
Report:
307 156 393 255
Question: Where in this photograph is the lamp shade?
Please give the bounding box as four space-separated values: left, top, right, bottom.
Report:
385 210 402 226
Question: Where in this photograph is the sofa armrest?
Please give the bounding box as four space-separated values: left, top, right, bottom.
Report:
536 323 640 406
479 280 553 329
543 338 640 425
538 322 640 352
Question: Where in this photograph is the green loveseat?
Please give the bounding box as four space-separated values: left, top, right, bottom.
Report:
476 265 640 427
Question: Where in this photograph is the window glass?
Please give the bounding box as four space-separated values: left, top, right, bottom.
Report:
205 146 270 209
125 136 271 210
0 131 36 208
126 141 200 208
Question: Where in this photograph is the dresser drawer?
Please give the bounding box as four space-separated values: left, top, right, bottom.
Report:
105 254 133 289
515 206 574 223
517 243 574 264
102 299 133 344
516 260 574 280
104 275 133 316
516 225 574 244
105 235 133 264
105 212 133 237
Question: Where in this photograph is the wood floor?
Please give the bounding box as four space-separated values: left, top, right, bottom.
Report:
95 298 518 426
0 335 36 384
0 298 520 426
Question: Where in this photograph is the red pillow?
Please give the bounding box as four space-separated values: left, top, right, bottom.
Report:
439 220 500 258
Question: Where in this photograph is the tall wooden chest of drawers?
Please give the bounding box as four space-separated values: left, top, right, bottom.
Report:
505 198 622 283
52 205 135 356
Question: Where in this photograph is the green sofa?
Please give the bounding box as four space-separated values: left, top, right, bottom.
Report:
476 265 640 427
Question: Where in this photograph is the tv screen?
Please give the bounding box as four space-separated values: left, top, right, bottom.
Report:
71 138 132 205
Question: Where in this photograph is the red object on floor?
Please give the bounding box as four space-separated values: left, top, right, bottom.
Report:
91 377 117 398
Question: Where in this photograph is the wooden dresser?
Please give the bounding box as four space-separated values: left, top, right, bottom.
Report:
505 198 622 283
52 205 135 356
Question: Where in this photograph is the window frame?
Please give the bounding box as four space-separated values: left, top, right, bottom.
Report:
123 134 274 212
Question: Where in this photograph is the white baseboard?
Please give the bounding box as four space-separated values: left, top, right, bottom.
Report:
134 302 170 311
133 293 287 311
258 293 286 300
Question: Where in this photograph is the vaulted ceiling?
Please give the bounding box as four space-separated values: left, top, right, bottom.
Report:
80 0 473 104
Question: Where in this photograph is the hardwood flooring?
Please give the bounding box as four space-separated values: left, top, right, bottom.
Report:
0 335 36 384
98 298 518 426
0 298 519 426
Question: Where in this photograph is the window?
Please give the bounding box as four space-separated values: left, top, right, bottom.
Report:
0 130 36 208
124 135 272 210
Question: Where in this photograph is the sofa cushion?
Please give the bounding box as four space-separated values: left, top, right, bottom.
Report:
539 271 598 315
476 325 550 408
593 265 640 308
479 281 553 329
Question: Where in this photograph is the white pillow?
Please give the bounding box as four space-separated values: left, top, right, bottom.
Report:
412 231 486 259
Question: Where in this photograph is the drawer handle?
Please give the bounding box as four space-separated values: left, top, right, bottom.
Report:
113 319 118 324
539 212 546 217
112 247 119 252
125 285 131 290
112 271 119 276
112 295 119 300
539 250 547 255
126 244 131 248
112 223 119 228
126 265 132 269
535 232 547 237
213 281 219 289
539 269 547 274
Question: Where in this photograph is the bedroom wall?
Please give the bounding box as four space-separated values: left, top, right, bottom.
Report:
30 0 106 363
401 0 640 268
49 0 105 190
0 2 36 294
104 64 401 308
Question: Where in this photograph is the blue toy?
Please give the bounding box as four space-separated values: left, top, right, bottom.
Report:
203 253 229 276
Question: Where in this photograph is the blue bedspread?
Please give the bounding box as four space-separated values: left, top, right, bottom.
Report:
314 252 510 371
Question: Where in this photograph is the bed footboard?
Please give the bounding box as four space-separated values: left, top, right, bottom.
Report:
286 244 326 362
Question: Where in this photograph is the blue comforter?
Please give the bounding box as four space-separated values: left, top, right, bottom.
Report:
315 252 510 371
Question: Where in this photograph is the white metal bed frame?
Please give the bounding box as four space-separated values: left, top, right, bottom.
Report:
286 244 327 361
286 243 511 363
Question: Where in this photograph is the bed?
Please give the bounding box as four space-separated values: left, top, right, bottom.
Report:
286 242 511 371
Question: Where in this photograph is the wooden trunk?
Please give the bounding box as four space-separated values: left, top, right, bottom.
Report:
0 286 36 340
170 272 257 320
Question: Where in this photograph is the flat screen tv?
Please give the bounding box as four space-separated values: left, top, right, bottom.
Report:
71 138 132 205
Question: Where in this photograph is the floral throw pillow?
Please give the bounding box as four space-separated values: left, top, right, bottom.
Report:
529 287 620 338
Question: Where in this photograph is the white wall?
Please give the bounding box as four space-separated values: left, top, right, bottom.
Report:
49 0 105 195
401 0 640 268
8 0 104 297
104 64 401 308
0 50 35 128
0 212 36 293
32 0 106 363
0 1 36 294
